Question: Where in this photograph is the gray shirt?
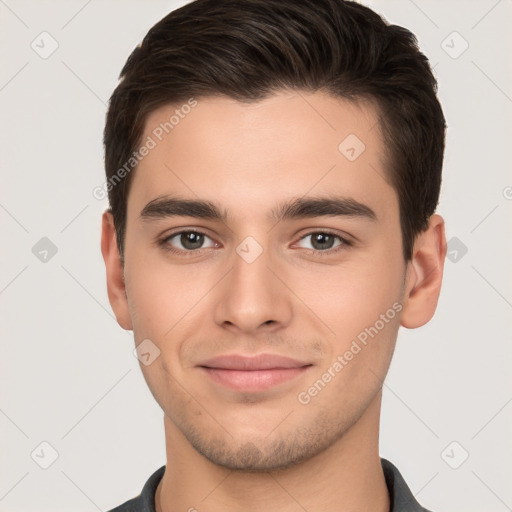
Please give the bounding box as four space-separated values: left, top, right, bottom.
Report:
107 458 432 512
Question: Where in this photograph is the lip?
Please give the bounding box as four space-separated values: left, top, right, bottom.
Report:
199 354 310 370
198 354 312 392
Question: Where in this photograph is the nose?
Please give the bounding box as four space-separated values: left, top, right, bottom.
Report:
213 240 293 335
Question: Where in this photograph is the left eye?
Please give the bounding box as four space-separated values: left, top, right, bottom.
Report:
296 232 345 251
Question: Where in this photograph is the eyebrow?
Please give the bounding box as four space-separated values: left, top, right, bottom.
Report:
139 195 377 224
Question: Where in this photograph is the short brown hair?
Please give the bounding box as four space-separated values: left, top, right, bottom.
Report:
104 0 446 263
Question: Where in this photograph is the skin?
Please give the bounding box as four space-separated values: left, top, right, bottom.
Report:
101 90 446 512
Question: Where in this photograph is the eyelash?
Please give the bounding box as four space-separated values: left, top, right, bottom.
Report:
158 229 352 257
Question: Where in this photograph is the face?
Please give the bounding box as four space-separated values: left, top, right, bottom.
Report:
108 91 413 470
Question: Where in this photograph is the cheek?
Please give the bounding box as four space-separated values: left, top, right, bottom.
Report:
124 254 220 342
294 264 402 413
295 257 404 347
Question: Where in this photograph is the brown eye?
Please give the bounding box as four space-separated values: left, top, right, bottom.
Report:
179 232 205 250
297 232 346 252
161 230 217 252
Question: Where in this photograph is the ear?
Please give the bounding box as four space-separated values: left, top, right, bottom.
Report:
100 210 133 331
400 214 447 329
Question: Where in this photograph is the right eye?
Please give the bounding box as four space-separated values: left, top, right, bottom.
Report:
159 230 219 254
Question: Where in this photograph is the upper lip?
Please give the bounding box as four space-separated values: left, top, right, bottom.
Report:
198 354 311 370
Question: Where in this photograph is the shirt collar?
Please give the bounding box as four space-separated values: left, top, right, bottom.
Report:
112 458 431 512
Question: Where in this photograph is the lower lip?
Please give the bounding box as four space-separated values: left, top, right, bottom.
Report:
200 366 311 392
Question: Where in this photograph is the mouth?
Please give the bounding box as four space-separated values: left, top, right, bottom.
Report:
197 354 313 392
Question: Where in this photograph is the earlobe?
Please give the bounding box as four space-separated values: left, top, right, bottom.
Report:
400 214 447 329
100 210 133 331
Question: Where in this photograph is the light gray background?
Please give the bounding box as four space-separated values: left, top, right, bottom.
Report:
1 1 511 511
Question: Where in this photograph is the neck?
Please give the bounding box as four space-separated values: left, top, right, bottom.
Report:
156 391 389 512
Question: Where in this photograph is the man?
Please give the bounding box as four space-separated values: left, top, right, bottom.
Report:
101 0 447 510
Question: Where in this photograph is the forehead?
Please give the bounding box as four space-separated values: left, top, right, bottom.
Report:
128 90 397 225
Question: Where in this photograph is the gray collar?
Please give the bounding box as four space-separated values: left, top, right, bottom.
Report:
108 458 433 512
